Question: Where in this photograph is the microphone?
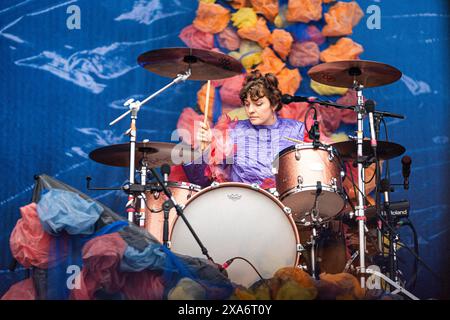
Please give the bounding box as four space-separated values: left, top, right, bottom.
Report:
365 99 377 148
161 164 171 183
401 156 411 190
281 94 313 104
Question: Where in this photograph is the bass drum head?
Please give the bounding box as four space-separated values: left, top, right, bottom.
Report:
170 183 299 288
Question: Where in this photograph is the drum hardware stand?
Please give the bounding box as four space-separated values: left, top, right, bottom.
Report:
149 165 216 264
108 69 191 224
308 182 323 279
162 200 172 248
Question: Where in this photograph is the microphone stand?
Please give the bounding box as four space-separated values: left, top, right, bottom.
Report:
108 69 191 224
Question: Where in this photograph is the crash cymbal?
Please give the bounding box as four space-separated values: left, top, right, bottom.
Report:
89 141 202 168
137 47 243 80
308 60 402 88
332 140 405 161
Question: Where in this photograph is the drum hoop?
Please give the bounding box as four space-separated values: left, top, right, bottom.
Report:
273 143 347 180
170 182 301 258
276 143 337 160
279 186 346 218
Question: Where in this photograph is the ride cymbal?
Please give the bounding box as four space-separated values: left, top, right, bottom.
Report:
137 47 243 80
89 141 201 168
308 60 402 88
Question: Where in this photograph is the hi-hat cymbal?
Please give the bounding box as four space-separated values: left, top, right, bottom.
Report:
89 141 202 168
137 47 243 80
308 60 402 88
332 140 405 161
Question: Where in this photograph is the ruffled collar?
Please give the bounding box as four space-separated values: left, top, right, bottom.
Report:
249 116 281 130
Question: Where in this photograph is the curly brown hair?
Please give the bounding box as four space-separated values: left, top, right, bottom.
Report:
239 70 283 112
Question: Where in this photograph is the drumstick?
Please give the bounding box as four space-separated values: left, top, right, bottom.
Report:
201 80 211 151
284 136 304 144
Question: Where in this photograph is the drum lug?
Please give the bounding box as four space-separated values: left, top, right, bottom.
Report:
297 243 305 252
297 175 303 189
328 148 335 161
211 181 220 188
271 165 278 175
295 144 302 161
251 183 260 189
330 177 338 191
283 206 292 215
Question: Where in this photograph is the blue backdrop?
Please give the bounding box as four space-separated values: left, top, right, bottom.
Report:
0 0 448 299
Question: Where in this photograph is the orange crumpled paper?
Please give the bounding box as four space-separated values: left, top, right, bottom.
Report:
237 17 272 48
286 0 323 23
229 0 250 9
255 47 285 75
289 41 320 67
322 1 364 37
277 67 302 95
217 27 241 51
319 273 366 300
250 0 279 22
193 2 231 34
272 29 294 60
179 24 214 50
320 37 364 62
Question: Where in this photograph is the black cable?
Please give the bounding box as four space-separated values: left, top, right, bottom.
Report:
303 105 315 138
363 164 377 184
398 219 419 289
348 161 369 202
225 256 274 298
376 213 441 282
381 118 391 181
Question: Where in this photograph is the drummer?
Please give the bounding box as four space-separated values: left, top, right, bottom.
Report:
182 70 305 188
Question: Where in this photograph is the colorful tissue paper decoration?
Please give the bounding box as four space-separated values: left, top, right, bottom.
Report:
286 0 323 23
179 24 214 50
322 1 364 37
272 29 294 60
250 0 279 22
320 37 364 62
193 2 231 34
178 0 364 159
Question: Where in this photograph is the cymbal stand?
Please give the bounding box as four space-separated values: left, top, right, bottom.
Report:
353 79 368 288
109 69 191 223
137 158 148 227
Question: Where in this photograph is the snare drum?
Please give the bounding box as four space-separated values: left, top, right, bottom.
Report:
273 143 346 223
170 182 301 288
144 181 200 243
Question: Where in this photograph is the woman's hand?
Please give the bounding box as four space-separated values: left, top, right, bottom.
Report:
197 121 212 150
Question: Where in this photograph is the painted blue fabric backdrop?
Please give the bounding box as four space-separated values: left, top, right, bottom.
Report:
0 0 448 298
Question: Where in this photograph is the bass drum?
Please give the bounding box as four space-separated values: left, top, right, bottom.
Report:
170 182 300 288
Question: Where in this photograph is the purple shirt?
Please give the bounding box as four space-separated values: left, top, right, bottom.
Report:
183 117 305 187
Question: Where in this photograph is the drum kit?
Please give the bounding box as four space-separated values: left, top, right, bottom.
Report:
87 47 410 290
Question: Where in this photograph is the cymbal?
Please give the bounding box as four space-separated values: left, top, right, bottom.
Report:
137 47 243 80
308 60 402 88
332 140 405 160
89 141 202 168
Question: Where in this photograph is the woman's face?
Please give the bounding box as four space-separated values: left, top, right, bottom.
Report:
244 95 277 126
